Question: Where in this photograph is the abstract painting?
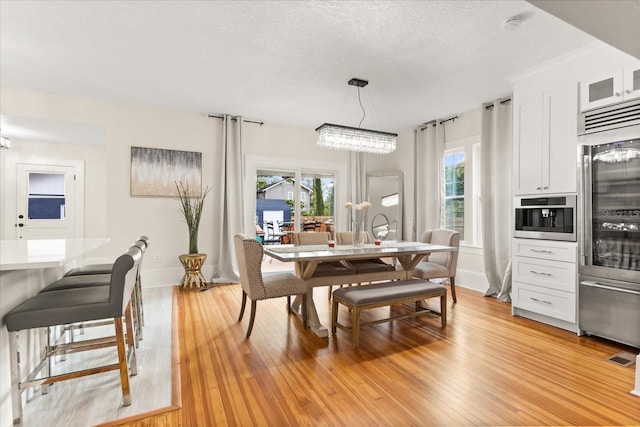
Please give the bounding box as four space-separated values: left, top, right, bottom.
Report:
131 147 202 196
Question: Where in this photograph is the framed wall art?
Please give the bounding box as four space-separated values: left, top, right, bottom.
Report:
130 146 202 197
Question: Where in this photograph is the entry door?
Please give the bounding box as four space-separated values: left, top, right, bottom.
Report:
16 163 79 239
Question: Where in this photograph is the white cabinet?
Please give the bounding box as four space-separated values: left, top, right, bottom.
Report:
512 85 578 195
512 239 578 331
580 63 640 112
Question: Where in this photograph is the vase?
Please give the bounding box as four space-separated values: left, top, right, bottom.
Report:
353 219 366 248
178 253 207 289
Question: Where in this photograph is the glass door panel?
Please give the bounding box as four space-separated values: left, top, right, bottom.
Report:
300 172 335 240
590 138 640 271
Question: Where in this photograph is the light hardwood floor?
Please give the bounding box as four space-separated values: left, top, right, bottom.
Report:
175 283 639 426
22 282 638 426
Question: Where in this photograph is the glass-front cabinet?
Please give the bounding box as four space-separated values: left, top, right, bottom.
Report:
580 63 640 112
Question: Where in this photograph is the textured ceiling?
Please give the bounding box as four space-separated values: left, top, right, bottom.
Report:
1 1 600 136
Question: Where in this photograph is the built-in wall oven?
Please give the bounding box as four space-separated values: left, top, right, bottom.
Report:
514 195 576 242
578 99 640 348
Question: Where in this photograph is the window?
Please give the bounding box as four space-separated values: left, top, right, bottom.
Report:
287 191 293 200
300 192 306 202
441 134 482 247
444 151 465 239
28 172 66 220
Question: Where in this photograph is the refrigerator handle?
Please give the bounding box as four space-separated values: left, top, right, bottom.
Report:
579 145 591 265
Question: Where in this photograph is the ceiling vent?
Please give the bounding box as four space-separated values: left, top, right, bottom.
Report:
579 99 640 135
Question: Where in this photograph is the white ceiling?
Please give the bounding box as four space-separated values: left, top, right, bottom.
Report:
0 0 620 139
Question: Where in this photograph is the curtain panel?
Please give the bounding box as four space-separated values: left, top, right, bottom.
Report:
481 100 513 302
212 115 243 283
414 122 445 239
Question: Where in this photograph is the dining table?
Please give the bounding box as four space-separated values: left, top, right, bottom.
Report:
263 240 457 337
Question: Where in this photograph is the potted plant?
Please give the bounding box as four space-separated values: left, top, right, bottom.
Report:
176 181 211 289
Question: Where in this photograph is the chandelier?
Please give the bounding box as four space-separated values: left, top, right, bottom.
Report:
316 78 397 155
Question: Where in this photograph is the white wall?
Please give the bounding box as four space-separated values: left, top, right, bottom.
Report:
0 88 351 286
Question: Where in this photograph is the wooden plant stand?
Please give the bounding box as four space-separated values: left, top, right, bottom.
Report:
179 253 207 289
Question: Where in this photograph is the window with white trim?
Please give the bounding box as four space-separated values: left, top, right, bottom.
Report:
444 150 465 239
442 135 482 247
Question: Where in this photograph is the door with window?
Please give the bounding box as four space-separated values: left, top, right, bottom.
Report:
16 162 82 239
256 169 336 242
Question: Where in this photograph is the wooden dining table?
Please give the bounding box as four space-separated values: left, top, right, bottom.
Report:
263 241 457 337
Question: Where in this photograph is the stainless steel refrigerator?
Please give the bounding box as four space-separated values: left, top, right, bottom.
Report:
579 135 640 348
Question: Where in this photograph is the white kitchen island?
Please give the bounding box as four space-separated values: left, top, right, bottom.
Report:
0 238 108 427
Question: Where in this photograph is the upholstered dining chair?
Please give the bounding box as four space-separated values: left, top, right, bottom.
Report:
234 233 309 338
412 229 460 303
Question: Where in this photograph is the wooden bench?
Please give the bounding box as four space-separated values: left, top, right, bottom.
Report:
331 279 447 349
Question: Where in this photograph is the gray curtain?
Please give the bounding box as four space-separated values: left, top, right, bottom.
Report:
414 122 444 240
481 100 513 302
212 115 243 283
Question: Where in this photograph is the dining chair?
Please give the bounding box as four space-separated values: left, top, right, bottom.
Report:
412 229 460 303
234 233 309 338
302 221 318 232
263 221 285 245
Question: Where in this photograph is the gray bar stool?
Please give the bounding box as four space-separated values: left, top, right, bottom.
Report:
64 236 149 339
4 246 142 425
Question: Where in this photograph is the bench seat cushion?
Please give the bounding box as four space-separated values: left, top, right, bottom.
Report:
333 279 446 306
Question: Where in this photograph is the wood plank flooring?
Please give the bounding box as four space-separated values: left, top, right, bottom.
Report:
175 283 639 426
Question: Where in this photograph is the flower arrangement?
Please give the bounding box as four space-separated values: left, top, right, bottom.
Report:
176 181 211 254
345 201 371 220
345 201 371 247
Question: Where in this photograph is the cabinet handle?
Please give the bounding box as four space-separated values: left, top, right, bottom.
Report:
530 270 552 276
536 186 542 191
530 249 553 254
530 297 552 305
625 89 631 94
614 92 621 97
543 186 548 190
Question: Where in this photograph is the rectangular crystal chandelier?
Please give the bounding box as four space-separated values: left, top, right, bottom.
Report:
316 123 397 154
316 78 397 155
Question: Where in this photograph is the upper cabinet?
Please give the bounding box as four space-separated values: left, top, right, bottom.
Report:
513 84 578 195
580 63 640 112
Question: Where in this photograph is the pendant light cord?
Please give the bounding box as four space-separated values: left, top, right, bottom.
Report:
357 87 366 128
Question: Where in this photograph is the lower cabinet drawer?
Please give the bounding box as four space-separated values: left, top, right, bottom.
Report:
513 256 576 292
512 281 576 323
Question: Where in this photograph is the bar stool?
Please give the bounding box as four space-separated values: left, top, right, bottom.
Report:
4 246 141 425
64 236 148 339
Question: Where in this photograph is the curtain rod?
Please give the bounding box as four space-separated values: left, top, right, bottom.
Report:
207 114 264 126
419 115 458 131
484 97 512 110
